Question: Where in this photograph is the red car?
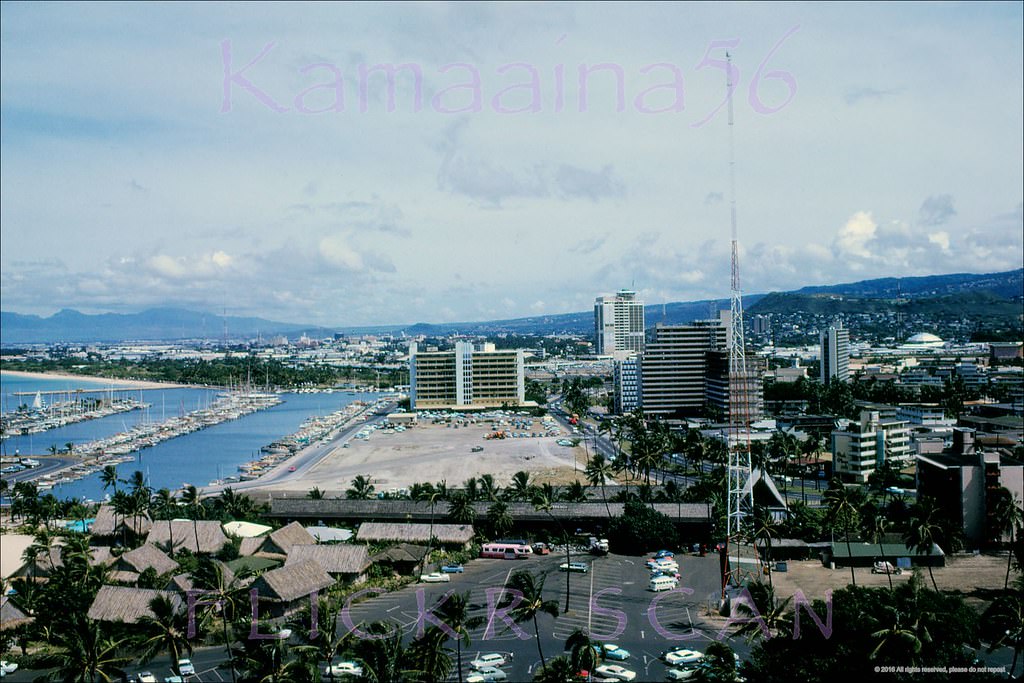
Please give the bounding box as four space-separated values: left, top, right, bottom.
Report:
288 466 297 472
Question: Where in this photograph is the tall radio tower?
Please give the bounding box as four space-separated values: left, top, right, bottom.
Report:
724 52 755 596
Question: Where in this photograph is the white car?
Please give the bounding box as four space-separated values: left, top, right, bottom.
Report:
136 674 158 683
595 664 637 681
470 653 507 670
177 658 195 676
325 661 364 677
467 666 508 682
666 668 702 681
0 662 18 675
663 649 704 666
420 572 451 583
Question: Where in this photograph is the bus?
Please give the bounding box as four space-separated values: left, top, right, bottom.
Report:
480 542 534 559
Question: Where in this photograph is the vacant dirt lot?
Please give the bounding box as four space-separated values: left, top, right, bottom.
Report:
262 420 590 494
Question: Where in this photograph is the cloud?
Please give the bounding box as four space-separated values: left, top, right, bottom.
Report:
918 194 956 226
317 234 366 271
146 250 235 280
833 211 877 258
128 179 148 192
704 192 724 206
554 165 625 201
844 86 903 105
569 234 608 255
927 231 950 250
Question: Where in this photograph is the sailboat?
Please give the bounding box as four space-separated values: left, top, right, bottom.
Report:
32 391 44 411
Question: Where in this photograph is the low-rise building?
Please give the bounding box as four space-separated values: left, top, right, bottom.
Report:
831 410 912 482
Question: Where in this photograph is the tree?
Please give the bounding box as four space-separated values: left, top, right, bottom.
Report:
505 570 560 672
478 474 500 502
824 481 863 587
585 453 614 518
533 485 573 614
137 594 193 675
509 470 534 502
701 641 740 682
486 501 513 539
349 620 409 683
49 616 131 683
565 628 599 680
904 497 944 592
180 485 204 555
607 500 677 555
992 487 1024 589
750 505 780 590
192 556 252 683
446 492 476 525
532 655 576 682
980 577 1024 680
403 624 453 683
414 486 445 576
307 487 325 500
562 480 589 504
437 591 485 683
152 488 177 555
346 475 376 500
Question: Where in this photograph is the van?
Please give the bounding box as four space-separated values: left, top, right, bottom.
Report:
649 575 679 592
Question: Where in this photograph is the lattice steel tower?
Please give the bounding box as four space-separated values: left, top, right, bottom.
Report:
724 52 755 594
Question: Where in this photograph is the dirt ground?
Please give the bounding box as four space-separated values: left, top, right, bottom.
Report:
261 419 589 494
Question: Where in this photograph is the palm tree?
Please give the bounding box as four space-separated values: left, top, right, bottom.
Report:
702 642 739 681
867 513 895 591
462 477 480 502
180 485 203 554
137 594 193 675
532 486 573 614
414 487 445 576
487 501 514 539
733 582 794 643
152 488 177 554
532 656 576 683
217 487 257 520
307 487 325 500
346 474 376 500
585 453 614 518
193 557 252 683
99 464 119 496
824 480 862 587
403 624 453 683
904 496 944 592
349 620 409 683
505 570 560 672
981 576 1024 680
750 505 780 589
479 474 500 502
565 628 599 680
438 591 485 683
868 604 931 664
509 470 533 502
110 489 134 547
992 487 1024 589
562 480 589 503
50 616 131 683
446 492 476 525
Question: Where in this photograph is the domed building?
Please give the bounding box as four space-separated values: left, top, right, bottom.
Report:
905 332 944 347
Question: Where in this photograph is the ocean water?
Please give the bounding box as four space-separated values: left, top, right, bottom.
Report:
1 372 375 501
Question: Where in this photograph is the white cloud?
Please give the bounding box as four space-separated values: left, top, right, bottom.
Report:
834 211 877 258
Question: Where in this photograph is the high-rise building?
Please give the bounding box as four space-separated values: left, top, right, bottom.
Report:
409 341 524 409
831 409 911 482
639 315 727 417
705 351 765 424
613 354 642 415
820 322 850 385
594 290 645 359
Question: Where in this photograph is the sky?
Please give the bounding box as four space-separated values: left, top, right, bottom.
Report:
2 2 1022 327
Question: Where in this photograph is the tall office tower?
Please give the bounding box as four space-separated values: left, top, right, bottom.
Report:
705 351 765 423
594 289 646 359
639 315 727 417
820 321 850 385
409 341 525 409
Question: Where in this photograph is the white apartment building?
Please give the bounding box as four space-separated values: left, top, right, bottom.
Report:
820 322 850 385
832 409 912 482
594 290 645 359
408 341 525 409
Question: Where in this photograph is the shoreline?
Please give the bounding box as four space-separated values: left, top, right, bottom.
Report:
0 369 200 390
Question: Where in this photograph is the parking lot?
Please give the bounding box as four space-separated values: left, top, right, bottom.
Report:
342 550 754 681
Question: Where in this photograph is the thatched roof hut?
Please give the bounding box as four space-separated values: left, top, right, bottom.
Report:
285 545 370 579
249 560 335 609
87 586 181 623
262 521 316 557
147 520 229 554
114 544 178 576
0 595 33 631
90 505 152 539
356 522 474 546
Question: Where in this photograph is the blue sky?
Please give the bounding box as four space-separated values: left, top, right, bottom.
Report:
2 2 1022 326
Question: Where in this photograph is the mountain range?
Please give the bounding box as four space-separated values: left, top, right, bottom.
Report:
1 268 1021 344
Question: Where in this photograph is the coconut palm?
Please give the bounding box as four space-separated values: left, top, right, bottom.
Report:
403 624 453 683
180 485 203 554
980 576 1024 680
192 557 252 683
50 616 131 683
152 488 177 554
505 570 560 672
824 480 862 587
487 501 514 539
414 486 445 575
585 453 614 518
992 487 1024 589
562 480 589 503
349 620 409 683
137 594 193 675
565 628 599 680
478 474 500 502
904 496 944 592
532 655 576 683
447 492 476 525
866 513 895 591
346 475 376 500
750 505 780 589
99 465 120 496
533 486 573 614
733 581 794 643
868 604 931 664
437 591 485 683
462 477 480 502
307 487 325 500
509 470 534 502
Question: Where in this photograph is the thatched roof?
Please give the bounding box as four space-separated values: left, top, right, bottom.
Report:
89 546 114 566
109 570 141 584
87 586 181 623
356 522 474 545
285 544 370 576
116 544 178 576
0 595 33 631
238 536 265 557
371 543 427 565
91 505 152 538
265 521 316 556
250 560 335 603
165 560 238 594
269 499 710 524
147 520 228 554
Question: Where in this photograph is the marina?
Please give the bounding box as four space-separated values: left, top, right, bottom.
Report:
0 391 148 436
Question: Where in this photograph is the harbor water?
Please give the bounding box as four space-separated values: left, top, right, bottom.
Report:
1 372 376 501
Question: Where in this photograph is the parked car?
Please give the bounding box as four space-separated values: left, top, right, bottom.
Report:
532 542 551 555
136 674 158 683
325 661 364 677
470 653 507 670
559 562 590 573
467 666 508 681
872 560 903 575
164 677 184 683
420 572 451 582
0 662 18 676
594 664 637 681
666 667 702 681
177 658 195 675
441 564 465 573
654 550 675 559
601 643 631 660
663 649 704 666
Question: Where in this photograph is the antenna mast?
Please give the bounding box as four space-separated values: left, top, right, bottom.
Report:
724 51 755 597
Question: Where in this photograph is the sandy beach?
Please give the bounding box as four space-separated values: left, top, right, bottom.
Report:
1 369 196 390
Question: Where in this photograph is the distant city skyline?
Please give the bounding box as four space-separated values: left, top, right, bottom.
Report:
2 2 1022 326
